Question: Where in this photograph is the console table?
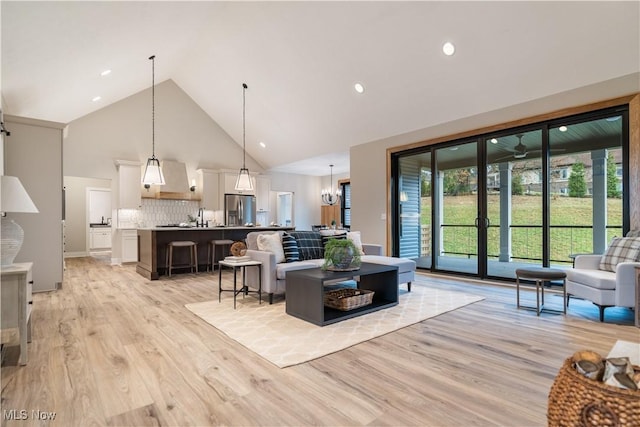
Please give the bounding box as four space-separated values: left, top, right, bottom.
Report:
1 262 33 365
286 262 398 326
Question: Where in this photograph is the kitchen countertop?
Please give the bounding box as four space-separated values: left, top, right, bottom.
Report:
140 226 293 231
136 225 295 280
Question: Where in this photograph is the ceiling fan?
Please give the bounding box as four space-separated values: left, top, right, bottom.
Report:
495 133 565 161
511 134 528 159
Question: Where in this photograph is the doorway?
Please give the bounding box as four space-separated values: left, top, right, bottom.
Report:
87 187 112 255
63 176 111 258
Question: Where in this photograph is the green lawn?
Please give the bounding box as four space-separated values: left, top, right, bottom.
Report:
420 195 622 262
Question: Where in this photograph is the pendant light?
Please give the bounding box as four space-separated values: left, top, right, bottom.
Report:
235 83 253 191
142 55 165 187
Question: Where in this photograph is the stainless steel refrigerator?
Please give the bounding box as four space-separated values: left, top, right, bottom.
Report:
224 194 256 226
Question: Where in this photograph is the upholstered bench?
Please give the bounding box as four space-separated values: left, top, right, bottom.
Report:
516 267 567 316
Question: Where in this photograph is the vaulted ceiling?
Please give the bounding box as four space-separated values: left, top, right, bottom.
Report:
2 1 639 176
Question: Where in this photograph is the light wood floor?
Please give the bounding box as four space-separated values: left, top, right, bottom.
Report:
1 256 638 427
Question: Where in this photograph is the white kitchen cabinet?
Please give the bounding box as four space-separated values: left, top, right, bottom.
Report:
90 228 112 249
115 160 142 209
1 262 33 365
256 175 271 212
121 229 138 262
197 169 220 210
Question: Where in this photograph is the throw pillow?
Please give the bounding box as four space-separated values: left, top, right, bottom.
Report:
289 231 324 260
281 232 300 263
321 232 347 248
347 231 365 255
257 232 285 264
599 237 640 272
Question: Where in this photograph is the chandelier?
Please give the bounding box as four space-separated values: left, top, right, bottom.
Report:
321 164 342 205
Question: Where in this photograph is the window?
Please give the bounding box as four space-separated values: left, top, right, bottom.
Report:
341 182 351 228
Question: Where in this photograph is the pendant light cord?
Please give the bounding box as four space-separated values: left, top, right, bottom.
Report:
150 55 156 158
242 83 248 168
330 164 334 194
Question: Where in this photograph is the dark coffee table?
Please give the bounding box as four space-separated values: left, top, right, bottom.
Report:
285 262 399 326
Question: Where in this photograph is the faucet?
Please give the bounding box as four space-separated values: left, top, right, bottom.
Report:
198 208 205 227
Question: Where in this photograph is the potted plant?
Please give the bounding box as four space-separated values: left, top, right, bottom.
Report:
322 238 361 271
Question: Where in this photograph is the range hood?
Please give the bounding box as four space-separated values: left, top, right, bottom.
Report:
142 160 195 200
159 160 189 193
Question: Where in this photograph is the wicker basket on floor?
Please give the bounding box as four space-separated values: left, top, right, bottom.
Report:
324 288 374 311
548 357 640 427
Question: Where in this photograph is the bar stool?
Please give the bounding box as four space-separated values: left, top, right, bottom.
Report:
166 241 198 277
208 239 234 272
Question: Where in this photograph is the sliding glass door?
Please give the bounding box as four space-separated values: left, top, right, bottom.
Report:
433 141 479 275
485 129 544 278
392 105 629 282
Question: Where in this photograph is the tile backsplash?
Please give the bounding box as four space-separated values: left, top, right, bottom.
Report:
118 199 200 228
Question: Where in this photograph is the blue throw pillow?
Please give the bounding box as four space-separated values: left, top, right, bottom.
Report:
282 232 300 263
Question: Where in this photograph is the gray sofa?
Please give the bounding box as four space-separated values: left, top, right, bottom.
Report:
244 230 416 304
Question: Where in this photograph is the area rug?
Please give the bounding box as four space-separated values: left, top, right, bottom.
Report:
185 284 484 368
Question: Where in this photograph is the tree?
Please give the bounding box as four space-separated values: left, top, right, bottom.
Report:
606 153 621 198
420 172 431 197
512 174 524 195
443 169 472 195
568 162 587 197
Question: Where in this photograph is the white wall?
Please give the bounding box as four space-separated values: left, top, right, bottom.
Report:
63 79 326 229
350 73 640 254
267 172 322 231
64 79 263 183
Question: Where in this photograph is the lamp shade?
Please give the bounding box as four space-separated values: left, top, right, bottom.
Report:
1 175 38 213
142 157 165 185
235 168 253 191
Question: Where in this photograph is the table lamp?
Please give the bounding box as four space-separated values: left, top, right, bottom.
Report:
1 175 39 267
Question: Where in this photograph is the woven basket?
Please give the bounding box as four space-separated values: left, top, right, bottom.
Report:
548 357 640 427
324 288 374 311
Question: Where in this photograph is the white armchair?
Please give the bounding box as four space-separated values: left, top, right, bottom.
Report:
566 254 640 322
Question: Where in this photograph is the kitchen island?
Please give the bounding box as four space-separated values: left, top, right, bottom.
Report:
136 226 294 280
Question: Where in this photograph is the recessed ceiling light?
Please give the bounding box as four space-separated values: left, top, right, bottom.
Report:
259 141 266 148
559 125 568 132
442 42 455 56
100 69 112 77
354 82 365 94
92 96 102 102
490 138 498 144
